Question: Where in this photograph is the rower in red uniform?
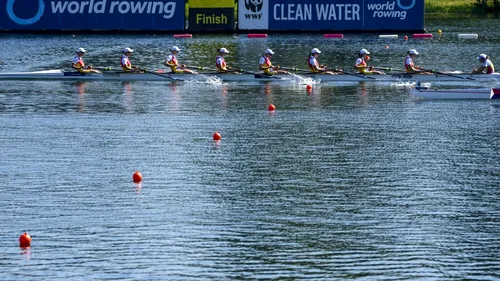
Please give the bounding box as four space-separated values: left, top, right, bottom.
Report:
404 49 429 73
259 49 289 75
472 54 495 74
306 48 336 75
121 48 141 73
164 46 197 74
72 48 99 73
216 48 231 73
354 49 384 74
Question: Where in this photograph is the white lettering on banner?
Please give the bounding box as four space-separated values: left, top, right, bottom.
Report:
367 1 407 20
273 4 359 21
315 4 359 21
50 0 176 19
273 4 311 20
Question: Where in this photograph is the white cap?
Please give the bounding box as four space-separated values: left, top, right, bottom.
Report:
359 49 370 55
311 48 321 54
219 48 229 53
477 54 487 60
75 48 86 53
264 49 274 55
408 49 419 55
123 47 133 53
170 46 181 52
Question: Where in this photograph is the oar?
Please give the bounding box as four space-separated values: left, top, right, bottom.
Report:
93 67 121 71
185 65 213 71
186 65 248 74
136 68 183 81
336 69 376 80
280 66 310 72
424 69 476 80
374 67 406 72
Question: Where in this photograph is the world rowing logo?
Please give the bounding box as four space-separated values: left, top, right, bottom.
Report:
367 0 416 20
6 0 45 25
244 0 263 13
397 0 415 10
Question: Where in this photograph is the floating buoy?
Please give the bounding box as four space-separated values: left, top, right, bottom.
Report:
173 34 192 39
306 84 312 91
132 171 142 183
385 45 389 49
19 232 31 248
247 34 267 38
458 33 478 39
437 29 442 34
323 34 344 38
404 35 408 40
268 104 276 111
379 34 398 39
213 131 221 141
413 33 433 38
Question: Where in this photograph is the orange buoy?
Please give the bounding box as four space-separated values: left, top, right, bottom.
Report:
268 104 276 111
306 84 312 90
213 131 222 141
404 35 408 40
19 232 31 248
132 171 142 183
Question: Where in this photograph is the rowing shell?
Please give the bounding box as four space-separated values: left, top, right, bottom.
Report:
0 69 499 82
410 87 500 99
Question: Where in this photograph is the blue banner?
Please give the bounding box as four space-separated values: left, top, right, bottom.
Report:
0 0 185 30
267 0 423 31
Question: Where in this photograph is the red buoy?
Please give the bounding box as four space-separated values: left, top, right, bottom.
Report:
306 84 312 91
268 104 276 111
19 232 31 248
404 35 409 40
247 34 268 38
173 34 192 38
213 132 222 141
132 171 142 183
413 33 433 38
323 34 344 38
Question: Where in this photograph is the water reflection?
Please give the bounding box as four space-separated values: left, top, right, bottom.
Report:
74 81 87 112
122 82 134 112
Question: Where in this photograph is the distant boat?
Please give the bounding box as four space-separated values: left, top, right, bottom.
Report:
410 83 500 100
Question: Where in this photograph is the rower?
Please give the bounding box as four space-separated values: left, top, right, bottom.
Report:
216 48 232 73
404 49 429 74
354 49 384 75
72 48 99 73
121 48 141 73
259 49 289 75
164 46 197 74
306 48 336 75
472 54 495 74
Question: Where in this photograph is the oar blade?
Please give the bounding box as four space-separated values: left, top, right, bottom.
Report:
491 88 500 99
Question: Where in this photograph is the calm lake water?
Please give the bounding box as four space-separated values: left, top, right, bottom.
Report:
0 19 499 280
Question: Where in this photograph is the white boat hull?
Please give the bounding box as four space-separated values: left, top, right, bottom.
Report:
0 69 499 82
410 87 500 99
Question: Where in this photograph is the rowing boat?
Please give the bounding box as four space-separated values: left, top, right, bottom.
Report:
410 87 500 99
0 69 499 82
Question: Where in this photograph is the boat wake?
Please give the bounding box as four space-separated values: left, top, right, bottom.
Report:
390 81 416 87
188 74 224 85
283 73 320 85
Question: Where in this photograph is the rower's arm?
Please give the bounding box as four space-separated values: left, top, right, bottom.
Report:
164 60 176 67
472 66 485 74
259 64 270 70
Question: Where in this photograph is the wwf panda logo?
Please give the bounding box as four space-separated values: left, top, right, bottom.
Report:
245 0 263 13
